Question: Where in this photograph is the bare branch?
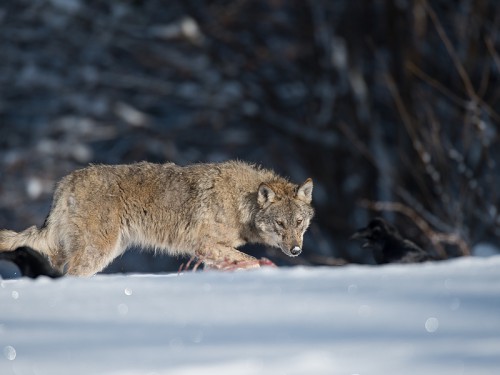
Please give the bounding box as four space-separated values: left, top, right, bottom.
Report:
406 61 465 107
337 122 377 167
423 1 500 122
485 36 500 74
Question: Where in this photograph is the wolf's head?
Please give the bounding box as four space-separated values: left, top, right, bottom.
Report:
254 178 314 257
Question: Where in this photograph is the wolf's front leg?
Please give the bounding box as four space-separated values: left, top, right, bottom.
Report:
196 246 275 270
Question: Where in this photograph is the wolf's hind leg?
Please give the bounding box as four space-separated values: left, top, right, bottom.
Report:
49 252 68 274
65 230 123 276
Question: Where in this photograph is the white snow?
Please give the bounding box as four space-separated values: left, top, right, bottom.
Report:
1 256 500 375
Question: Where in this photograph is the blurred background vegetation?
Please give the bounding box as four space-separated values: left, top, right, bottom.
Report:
1 0 499 272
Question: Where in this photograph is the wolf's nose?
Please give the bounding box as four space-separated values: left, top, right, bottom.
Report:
290 246 302 256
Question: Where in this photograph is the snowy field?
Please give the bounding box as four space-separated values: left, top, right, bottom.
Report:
1 256 500 375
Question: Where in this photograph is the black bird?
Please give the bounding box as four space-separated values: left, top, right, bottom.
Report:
351 217 433 264
0 247 62 279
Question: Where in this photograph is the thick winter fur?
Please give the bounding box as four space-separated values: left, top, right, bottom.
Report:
0 161 314 276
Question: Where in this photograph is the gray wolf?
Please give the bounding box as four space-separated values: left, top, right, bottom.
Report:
0 161 314 275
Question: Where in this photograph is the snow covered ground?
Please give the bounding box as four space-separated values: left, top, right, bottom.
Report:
1 256 500 375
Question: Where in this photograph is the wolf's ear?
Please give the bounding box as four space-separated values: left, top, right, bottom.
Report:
296 178 313 203
258 183 276 207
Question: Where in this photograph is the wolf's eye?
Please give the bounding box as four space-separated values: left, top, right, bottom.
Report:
296 218 303 225
276 220 285 227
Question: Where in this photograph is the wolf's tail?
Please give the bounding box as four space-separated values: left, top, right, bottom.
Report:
0 226 53 256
